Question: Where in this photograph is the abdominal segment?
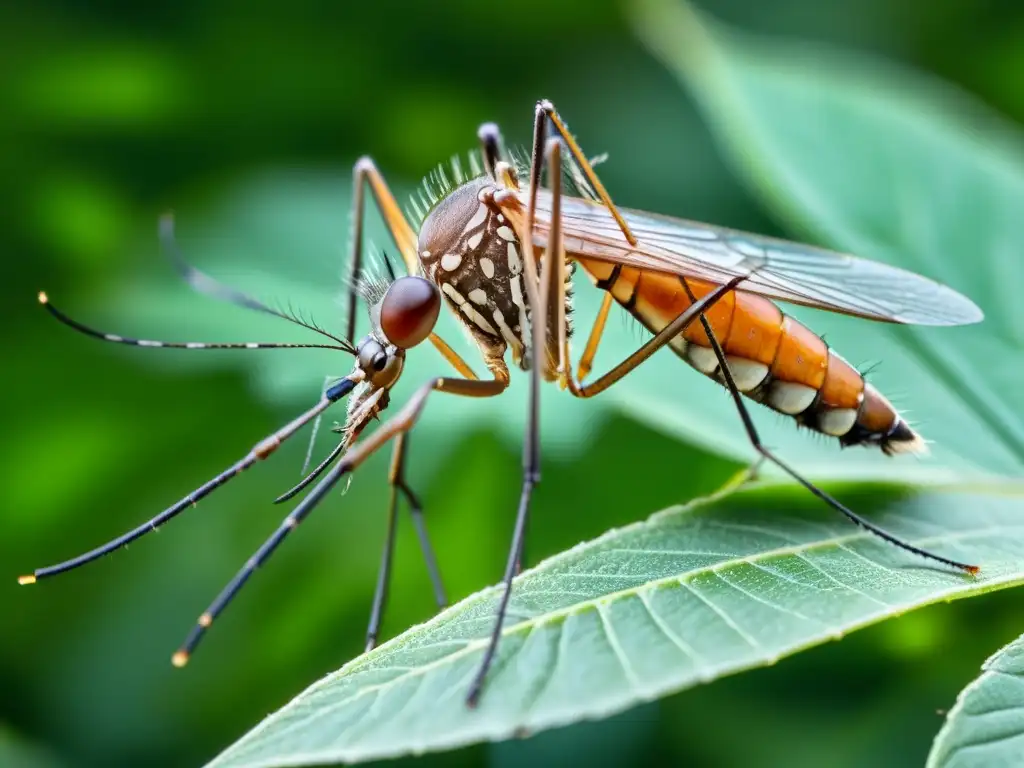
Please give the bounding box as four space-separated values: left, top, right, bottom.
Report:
576 258 922 454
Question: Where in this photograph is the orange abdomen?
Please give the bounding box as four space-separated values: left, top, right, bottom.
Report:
577 258 918 452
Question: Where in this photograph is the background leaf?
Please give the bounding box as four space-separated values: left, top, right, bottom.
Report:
630 0 1024 479
927 630 1024 768
209 484 1024 766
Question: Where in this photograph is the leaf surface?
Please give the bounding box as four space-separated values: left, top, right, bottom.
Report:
928 630 1024 768
208 484 1024 766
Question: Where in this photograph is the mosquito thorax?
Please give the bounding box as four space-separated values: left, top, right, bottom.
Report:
417 178 529 364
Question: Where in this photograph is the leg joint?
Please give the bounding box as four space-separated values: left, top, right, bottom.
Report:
253 436 280 460
354 156 375 175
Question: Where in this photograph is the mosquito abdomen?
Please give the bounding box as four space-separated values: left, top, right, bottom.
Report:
577 259 924 455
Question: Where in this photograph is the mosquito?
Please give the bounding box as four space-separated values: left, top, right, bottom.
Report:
22 100 984 707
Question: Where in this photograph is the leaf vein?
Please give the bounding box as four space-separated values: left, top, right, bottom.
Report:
791 554 892 608
712 569 818 625
595 601 643 693
636 589 711 678
679 579 766 655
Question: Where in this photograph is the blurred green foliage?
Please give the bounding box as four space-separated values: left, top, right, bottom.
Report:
2 1 1023 767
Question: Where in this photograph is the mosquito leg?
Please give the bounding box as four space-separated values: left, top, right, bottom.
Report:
536 99 637 246
463 371 538 705
563 283 745 387
478 122 505 180
464 428 535 707
479 118 530 579
18 376 361 585
512 99 698 383
365 431 448 652
463 132 745 707
678 279 979 575
347 157 420 338
427 332 479 380
577 293 614 382
365 456 400 653
465 130 568 709
521 104 632 384
533 100 641 377
174 372 508 665
391 432 447 612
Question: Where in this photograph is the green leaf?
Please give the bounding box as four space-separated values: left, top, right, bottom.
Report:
207 483 1024 767
927 631 1024 768
629 0 1024 479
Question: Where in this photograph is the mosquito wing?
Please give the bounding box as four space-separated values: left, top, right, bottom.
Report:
528 191 983 326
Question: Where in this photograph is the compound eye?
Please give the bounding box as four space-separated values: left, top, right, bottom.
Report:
357 339 385 372
380 276 441 349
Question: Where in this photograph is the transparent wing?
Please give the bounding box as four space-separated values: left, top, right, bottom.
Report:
528 191 983 326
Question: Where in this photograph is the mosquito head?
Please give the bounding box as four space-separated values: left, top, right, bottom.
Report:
340 275 442 438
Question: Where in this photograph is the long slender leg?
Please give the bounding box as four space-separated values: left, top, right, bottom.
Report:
427 332 478 380
577 293 614 382
365 461 399 653
277 349 481 507
18 376 361 585
462 134 746 708
536 100 637 246
562 278 744 398
463 134 569 709
391 432 447 612
529 99 637 377
347 158 418 341
365 432 448 652
478 123 505 181
173 373 507 664
676 279 978 574
464 365 540 707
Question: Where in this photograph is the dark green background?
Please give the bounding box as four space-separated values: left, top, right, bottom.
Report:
3 1 1023 766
